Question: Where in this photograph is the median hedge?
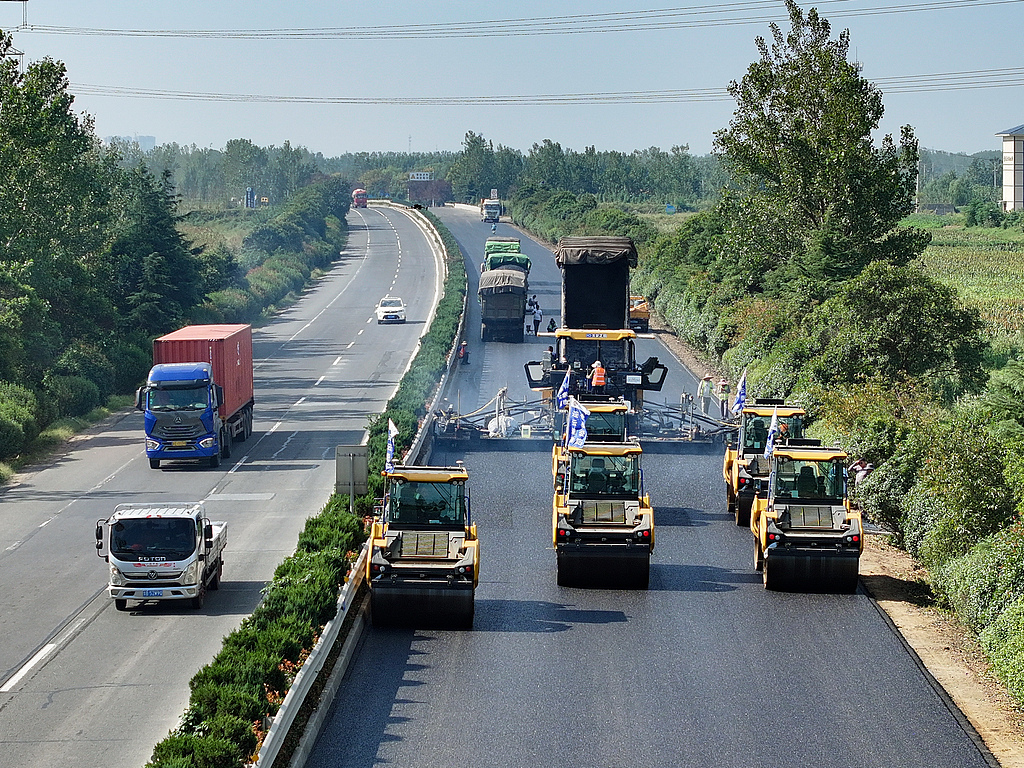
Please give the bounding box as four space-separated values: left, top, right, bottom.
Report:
146 205 468 767
146 496 364 768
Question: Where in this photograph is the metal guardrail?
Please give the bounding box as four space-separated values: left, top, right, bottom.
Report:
252 203 466 768
253 546 367 767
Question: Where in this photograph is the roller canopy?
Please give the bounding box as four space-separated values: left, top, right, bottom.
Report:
555 236 638 267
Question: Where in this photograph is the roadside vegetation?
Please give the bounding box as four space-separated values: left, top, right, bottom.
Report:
484 1 1024 708
0 29 353 478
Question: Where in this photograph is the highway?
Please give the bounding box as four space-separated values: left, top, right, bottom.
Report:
304 206 994 768
0 206 443 768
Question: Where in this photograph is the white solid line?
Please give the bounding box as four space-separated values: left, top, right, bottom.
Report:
227 456 249 474
2 644 56 692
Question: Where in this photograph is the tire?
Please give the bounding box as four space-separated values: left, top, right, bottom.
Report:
191 589 205 610
209 452 220 469
209 561 222 590
763 556 777 590
735 500 751 528
114 599 128 612
149 459 160 470
220 429 231 459
753 537 764 572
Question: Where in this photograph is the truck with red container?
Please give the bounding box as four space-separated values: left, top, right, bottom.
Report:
136 324 254 469
352 188 369 208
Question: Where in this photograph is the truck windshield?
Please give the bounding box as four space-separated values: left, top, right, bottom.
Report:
773 458 845 499
111 518 197 560
568 453 641 496
148 386 209 412
387 480 466 528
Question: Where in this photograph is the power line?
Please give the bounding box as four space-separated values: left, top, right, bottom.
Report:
68 67 1024 106
17 0 1024 39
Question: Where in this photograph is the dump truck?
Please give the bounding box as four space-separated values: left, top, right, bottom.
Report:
723 400 806 526
367 464 479 628
479 238 531 342
480 198 502 222
136 324 254 469
751 441 861 592
629 295 650 333
96 502 227 611
557 236 634 330
553 440 653 588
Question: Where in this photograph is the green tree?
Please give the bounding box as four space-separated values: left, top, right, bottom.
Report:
713 0 927 292
222 138 269 201
447 131 495 203
800 261 987 391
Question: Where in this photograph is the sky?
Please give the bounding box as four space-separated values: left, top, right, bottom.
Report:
0 1 1021 158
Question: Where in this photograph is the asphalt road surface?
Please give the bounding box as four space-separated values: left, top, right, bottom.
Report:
0 206 442 768
304 206 993 768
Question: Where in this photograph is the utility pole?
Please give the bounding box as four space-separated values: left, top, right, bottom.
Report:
0 1 29 29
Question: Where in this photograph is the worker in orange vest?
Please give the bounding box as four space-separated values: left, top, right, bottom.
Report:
589 360 606 394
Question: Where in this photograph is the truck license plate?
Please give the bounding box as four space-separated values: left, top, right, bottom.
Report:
171 441 187 447
142 589 163 598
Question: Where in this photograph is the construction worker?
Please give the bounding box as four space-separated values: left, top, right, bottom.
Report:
589 360 606 394
532 305 543 336
697 374 714 414
716 377 731 419
458 341 469 365
541 346 554 373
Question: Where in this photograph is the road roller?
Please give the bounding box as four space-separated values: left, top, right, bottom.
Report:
750 441 861 593
723 399 806 526
367 464 478 628
553 440 653 588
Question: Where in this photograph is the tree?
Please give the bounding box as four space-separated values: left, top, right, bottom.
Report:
447 131 495 203
713 0 927 292
800 261 987 391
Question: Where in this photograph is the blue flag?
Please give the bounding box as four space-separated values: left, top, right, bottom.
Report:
731 369 747 416
556 369 571 410
763 407 779 459
385 418 400 472
566 398 591 448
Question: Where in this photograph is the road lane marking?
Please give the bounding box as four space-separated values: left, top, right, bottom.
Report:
227 456 249 474
2 644 56 692
315 375 325 386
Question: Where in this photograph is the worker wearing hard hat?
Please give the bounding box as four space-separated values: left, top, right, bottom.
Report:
589 360 606 394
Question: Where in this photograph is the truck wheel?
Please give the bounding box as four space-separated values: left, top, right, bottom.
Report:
220 429 231 459
245 409 254 440
210 561 222 590
149 459 160 470
209 452 220 469
115 599 128 612
191 590 205 610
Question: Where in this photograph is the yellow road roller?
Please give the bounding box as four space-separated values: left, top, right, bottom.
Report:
553 441 653 588
723 400 806 526
750 441 861 593
367 464 479 628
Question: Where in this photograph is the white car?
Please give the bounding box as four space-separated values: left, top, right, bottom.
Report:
375 296 407 324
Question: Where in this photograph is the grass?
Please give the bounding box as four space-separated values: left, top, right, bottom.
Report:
638 210 698 233
0 395 135 482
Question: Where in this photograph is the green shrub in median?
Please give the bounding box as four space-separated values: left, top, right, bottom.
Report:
146 494 365 768
980 595 1024 703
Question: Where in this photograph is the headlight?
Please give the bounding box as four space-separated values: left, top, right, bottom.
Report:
182 562 199 584
146 439 160 451
109 565 126 586
199 437 216 449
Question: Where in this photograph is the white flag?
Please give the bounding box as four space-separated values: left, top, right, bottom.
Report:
763 407 779 460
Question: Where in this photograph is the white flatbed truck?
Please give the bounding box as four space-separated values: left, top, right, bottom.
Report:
95 502 227 611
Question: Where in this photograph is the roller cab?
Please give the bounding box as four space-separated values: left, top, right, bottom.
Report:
368 465 478 628
750 445 861 593
553 443 653 589
723 401 806 527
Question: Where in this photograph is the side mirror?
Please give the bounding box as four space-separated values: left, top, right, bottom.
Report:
214 385 224 409
95 524 103 541
135 388 145 411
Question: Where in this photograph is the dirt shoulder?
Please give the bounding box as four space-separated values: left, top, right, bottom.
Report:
649 308 1024 767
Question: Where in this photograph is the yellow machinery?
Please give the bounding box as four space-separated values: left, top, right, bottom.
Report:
367 464 479 628
628 295 650 332
553 441 653 588
723 400 806 526
750 442 861 592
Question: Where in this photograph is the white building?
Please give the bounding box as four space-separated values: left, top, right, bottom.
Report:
997 124 1024 211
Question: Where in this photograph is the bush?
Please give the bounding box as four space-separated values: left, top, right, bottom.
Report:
980 595 1024 703
933 525 1024 631
54 341 115 399
44 374 100 418
0 381 40 456
103 342 152 394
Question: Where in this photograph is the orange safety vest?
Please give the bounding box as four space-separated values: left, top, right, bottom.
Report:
591 365 606 386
